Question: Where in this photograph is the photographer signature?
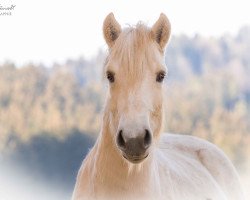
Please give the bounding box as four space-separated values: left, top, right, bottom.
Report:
0 4 16 10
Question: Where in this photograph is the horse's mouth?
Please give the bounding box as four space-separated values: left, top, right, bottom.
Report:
122 154 149 164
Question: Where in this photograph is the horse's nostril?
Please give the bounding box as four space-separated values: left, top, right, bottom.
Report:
117 130 126 149
144 129 152 149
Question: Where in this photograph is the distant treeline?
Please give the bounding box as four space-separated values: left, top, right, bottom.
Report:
0 27 250 171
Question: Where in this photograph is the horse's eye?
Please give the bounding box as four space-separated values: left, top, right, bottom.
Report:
107 71 115 83
156 71 166 82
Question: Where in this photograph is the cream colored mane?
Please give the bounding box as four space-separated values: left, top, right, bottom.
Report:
72 13 245 200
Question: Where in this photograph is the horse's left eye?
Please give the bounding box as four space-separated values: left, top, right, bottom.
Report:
156 71 166 82
106 71 115 83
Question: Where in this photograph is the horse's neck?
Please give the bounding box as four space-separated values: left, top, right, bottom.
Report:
94 128 127 181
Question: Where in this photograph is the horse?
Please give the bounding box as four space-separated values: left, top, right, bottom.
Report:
72 13 245 200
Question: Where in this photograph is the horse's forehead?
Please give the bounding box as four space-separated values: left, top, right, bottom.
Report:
106 45 165 74
106 26 163 69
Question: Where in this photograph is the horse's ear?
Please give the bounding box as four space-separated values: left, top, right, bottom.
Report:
151 13 171 50
103 13 122 48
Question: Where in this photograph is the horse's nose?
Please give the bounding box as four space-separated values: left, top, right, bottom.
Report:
116 129 152 158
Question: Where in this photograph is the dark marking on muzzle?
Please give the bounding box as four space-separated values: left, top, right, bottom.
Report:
116 129 152 163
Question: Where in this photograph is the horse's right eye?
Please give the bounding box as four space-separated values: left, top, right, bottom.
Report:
156 71 166 82
107 71 115 83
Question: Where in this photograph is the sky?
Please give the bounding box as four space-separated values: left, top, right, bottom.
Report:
0 0 250 66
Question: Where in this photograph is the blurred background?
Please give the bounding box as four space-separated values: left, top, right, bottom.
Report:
0 0 249 199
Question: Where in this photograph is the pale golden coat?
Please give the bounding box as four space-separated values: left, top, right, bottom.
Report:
72 13 245 200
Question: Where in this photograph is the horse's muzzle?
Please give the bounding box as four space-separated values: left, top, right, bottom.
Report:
116 129 151 163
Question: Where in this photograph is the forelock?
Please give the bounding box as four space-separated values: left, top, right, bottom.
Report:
105 23 161 79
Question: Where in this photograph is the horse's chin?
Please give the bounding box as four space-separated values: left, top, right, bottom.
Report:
122 153 149 164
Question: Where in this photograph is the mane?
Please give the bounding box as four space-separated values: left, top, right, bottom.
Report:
105 23 161 81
